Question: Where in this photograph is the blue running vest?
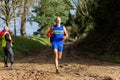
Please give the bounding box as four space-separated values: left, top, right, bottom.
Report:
51 24 64 43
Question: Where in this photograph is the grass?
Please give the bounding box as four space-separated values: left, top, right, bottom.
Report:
0 36 50 61
101 53 120 63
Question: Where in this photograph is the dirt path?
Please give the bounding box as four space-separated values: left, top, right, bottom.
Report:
0 44 120 80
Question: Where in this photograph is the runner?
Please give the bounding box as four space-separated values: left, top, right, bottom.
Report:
47 17 68 74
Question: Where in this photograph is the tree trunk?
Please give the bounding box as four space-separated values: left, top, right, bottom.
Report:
20 0 27 36
13 0 17 36
14 16 17 36
5 0 11 30
6 19 10 30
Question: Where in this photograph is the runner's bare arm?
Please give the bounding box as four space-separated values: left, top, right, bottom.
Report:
47 26 53 37
48 26 53 34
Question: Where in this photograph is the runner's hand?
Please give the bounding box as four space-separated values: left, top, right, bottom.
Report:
62 36 67 40
47 33 51 37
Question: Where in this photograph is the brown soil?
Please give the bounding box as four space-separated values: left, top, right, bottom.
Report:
0 44 120 80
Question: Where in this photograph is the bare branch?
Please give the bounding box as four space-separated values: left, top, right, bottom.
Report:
0 16 6 21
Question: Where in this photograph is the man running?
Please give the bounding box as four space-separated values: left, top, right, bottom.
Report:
0 28 14 69
47 17 68 74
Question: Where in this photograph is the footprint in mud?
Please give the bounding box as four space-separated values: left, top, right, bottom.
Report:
59 63 69 68
98 76 116 80
73 72 81 77
88 74 117 80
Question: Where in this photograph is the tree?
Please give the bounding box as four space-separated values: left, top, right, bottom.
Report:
32 0 71 36
20 0 27 36
0 0 12 30
65 0 96 35
20 0 41 36
76 0 120 57
12 0 21 36
12 0 16 35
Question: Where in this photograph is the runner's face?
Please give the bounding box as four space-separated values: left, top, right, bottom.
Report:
55 18 61 25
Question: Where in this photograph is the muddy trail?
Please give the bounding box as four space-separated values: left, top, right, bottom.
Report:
0 44 120 80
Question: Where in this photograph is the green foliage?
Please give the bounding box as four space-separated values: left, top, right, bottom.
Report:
65 0 96 38
76 0 96 33
75 0 120 63
32 0 71 36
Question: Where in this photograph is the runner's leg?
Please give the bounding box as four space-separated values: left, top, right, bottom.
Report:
53 49 59 70
8 47 14 65
4 49 8 67
58 43 63 59
58 52 62 59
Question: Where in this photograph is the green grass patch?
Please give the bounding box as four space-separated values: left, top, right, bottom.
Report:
31 37 50 46
101 54 120 63
0 36 50 60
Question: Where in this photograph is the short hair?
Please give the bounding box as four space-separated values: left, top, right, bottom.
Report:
55 17 61 21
